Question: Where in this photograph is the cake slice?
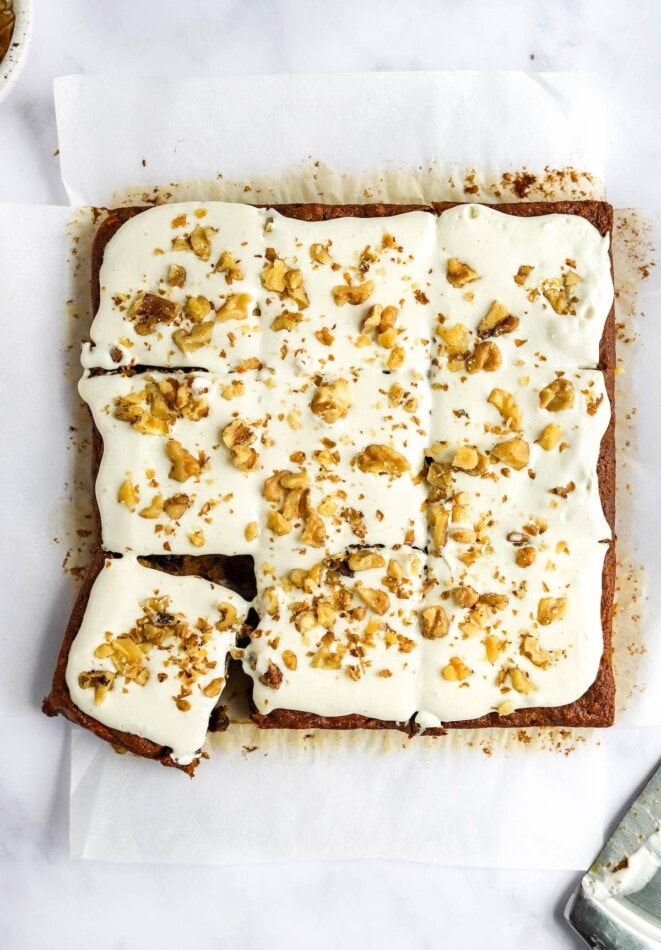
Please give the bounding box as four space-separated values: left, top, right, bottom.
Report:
43 554 251 773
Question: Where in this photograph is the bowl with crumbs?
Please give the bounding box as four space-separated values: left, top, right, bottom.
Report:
0 0 32 105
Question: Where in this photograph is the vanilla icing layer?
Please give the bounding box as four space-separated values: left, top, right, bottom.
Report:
65 556 249 764
246 539 606 723
78 200 614 726
82 202 612 376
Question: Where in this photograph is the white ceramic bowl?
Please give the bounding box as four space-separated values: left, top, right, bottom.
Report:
0 0 33 105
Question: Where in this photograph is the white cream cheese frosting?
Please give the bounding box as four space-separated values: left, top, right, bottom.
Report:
66 556 249 764
78 200 614 728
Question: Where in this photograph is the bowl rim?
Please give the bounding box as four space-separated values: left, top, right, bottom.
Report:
0 0 33 105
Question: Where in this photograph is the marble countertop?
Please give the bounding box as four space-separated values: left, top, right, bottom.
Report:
2 1 661 947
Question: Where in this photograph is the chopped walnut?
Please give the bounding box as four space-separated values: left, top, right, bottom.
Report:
202 677 224 698
271 311 303 332
216 293 251 323
168 264 186 287
536 423 563 451
483 635 506 664
454 585 479 608
539 378 575 411
438 322 471 357
78 670 116 705
515 546 536 568
190 225 214 261
139 494 164 519
508 666 535 694
262 252 309 309
537 597 567 626
172 321 214 353
165 439 202 482
310 243 331 265
311 379 352 424
282 649 298 671
477 301 519 339
129 293 180 336
117 479 139 511
331 279 375 306
215 250 244 283
490 437 530 471
441 657 472 681
453 445 479 471
163 493 190 520
216 602 239 631
421 605 449 639
267 509 292 536
356 583 390 615
520 634 552 669
446 258 479 288
488 388 523 432
355 444 410 477
222 419 259 472
244 521 259 541
188 529 205 548
514 265 534 286
310 646 343 670
185 295 213 322
259 660 283 689
429 505 450 552
348 551 386 572
465 341 502 374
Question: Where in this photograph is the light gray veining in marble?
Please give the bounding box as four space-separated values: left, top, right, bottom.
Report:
2 1 661 948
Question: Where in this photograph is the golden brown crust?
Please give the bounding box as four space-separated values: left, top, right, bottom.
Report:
47 199 616 759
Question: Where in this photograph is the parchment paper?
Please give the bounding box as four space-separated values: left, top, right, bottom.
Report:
54 71 607 207
9 71 656 868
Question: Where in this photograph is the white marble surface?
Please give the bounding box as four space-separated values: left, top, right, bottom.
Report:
2 1 661 947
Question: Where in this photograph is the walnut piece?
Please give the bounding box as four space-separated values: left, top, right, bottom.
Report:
348 551 386 572
271 311 303 332
539 378 575 412
222 419 259 472
311 379 352 424
520 634 552 669
215 250 244 283
515 546 536 568
490 437 530 471
78 670 116 705
441 657 472 681
536 423 563 451
429 505 449 552
477 300 519 339
446 258 479 288
356 583 391 615
259 660 283 689
537 597 567 626
488 388 523 432
508 666 535 694
514 265 534 286
172 321 214 354
332 279 375 306
117 479 139 511
130 293 180 336
165 439 202 482
355 444 410 477
310 243 331 264
168 264 186 287
262 252 309 309
465 341 502 374
216 293 251 323
421 605 449 639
